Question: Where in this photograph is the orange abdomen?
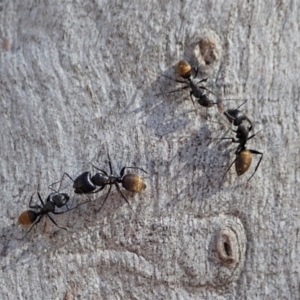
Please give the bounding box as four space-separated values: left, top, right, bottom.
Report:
18 210 37 226
122 174 146 192
235 150 252 176
176 60 192 79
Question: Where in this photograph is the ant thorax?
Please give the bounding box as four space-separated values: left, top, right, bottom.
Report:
92 173 111 186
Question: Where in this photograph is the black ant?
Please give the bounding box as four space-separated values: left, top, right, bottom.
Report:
53 156 147 213
216 119 263 187
158 60 219 109
18 191 70 239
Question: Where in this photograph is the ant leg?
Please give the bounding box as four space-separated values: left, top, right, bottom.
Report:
97 185 112 212
28 192 43 210
246 150 263 183
207 115 231 129
247 129 262 141
208 137 239 144
195 78 208 84
37 192 45 206
106 153 113 175
156 83 192 96
194 78 211 91
219 158 236 188
159 73 187 84
47 215 67 231
125 167 147 173
89 185 105 194
194 67 199 78
197 85 215 96
156 85 190 97
28 192 36 207
236 99 248 110
61 197 93 212
167 86 190 93
114 183 135 214
120 166 147 177
189 92 197 109
246 133 256 141
83 194 92 202
120 167 126 177
49 173 75 192
52 211 69 215
18 216 43 240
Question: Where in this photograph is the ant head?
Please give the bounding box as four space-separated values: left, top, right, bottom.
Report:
73 171 96 194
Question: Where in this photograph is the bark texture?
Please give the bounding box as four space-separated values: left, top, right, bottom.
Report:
0 1 299 299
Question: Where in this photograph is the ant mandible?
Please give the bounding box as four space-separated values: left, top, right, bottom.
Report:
53 155 147 213
18 191 70 239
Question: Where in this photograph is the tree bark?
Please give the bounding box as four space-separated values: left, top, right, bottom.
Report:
0 0 299 299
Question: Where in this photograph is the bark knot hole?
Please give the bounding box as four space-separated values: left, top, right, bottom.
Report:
216 227 239 266
193 30 222 67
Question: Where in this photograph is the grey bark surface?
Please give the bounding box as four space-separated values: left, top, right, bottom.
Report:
0 1 299 299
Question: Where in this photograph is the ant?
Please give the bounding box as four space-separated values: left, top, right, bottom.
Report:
18 191 70 239
52 155 147 213
158 60 219 109
216 118 263 187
